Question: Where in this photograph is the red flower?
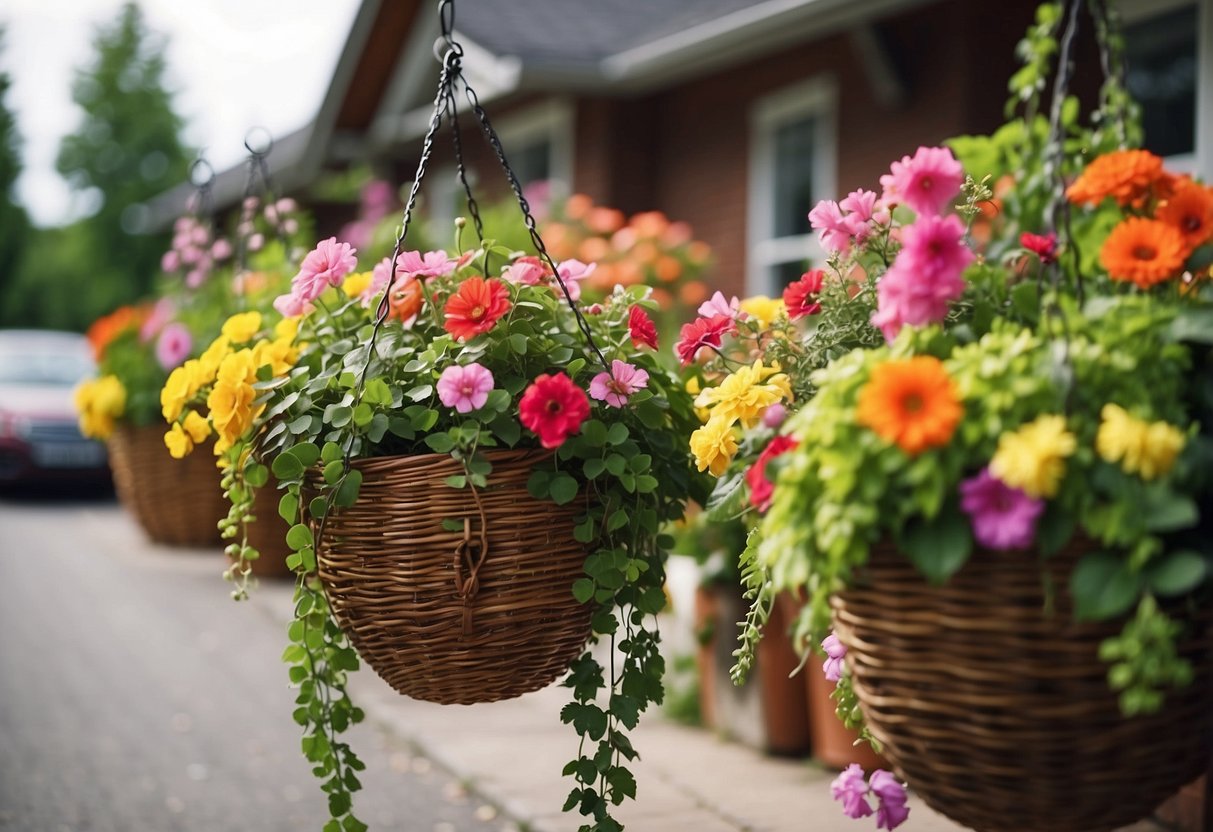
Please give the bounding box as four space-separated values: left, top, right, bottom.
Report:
628 305 659 350
745 435 799 512
783 270 826 319
519 373 591 449
1020 232 1058 264
443 276 511 341
675 315 734 365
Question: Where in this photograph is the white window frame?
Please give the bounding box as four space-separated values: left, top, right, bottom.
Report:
493 98 575 199
747 76 838 298
1119 0 1212 179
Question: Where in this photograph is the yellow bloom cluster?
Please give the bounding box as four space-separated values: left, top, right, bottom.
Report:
1095 404 1185 480
738 296 786 330
689 360 791 476
74 375 126 440
342 271 372 299
990 414 1076 498
161 312 300 458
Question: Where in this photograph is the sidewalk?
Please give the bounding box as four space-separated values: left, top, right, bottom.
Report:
249 579 1162 832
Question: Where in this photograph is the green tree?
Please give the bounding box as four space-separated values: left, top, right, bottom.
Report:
51 1 189 328
0 25 30 307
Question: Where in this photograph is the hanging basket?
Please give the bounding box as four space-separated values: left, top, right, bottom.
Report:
107 423 226 547
313 449 593 705
831 540 1213 832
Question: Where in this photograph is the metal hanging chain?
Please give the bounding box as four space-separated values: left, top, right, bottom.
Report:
1087 0 1131 149
187 157 216 230
445 80 485 242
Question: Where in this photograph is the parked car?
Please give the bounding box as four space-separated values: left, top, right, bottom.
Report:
0 330 110 485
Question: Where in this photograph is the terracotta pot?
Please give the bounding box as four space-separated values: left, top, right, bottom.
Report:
757 592 811 756
805 663 889 771
241 477 294 579
1153 774 1208 831
693 584 719 730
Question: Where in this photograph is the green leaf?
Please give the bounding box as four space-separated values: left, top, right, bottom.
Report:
1071 551 1142 620
527 470 551 500
322 460 344 486
1142 490 1199 533
445 474 467 489
291 443 322 468
363 378 392 406
1169 307 1213 344
245 463 269 488
606 423 629 445
583 458 606 479
607 509 629 532
406 384 434 402
321 441 344 464
608 693 641 729
334 469 363 507
288 414 313 434
550 473 579 505
572 578 595 604
508 333 529 355
278 492 300 524
328 405 353 428
353 402 374 428
286 523 314 550
581 420 608 447
1146 550 1209 596
424 433 455 454
1035 506 1075 557
485 388 511 412
898 504 973 585
272 453 304 479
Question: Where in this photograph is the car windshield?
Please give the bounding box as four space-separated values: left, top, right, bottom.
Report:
0 339 95 386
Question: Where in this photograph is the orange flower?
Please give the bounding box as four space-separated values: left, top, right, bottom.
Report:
1156 178 1213 253
443 277 511 341
1066 149 1164 206
856 356 963 455
388 277 424 323
86 304 147 361
1099 217 1187 288
655 255 683 283
587 207 624 234
678 279 709 306
563 194 593 220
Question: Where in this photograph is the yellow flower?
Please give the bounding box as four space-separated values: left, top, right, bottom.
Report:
274 316 300 342
739 296 786 329
689 416 739 477
75 375 126 439
182 410 212 443
695 360 790 428
216 349 258 386
198 337 231 385
161 364 194 422
221 311 262 344
1096 404 1185 480
990 414 1076 498
164 423 194 458
685 376 710 423
207 378 256 449
342 271 372 299
251 336 298 377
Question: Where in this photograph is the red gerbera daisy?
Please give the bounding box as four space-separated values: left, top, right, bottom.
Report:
1020 231 1058 264
518 373 591 449
745 435 799 512
443 277 511 341
783 270 825 320
628 305 659 350
675 315 734 365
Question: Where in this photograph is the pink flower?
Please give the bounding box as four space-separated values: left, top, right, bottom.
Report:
1021 231 1058 264
437 363 495 414
879 146 964 216
745 435 799 512
839 188 886 225
398 249 459 279
869 770 911 830
160 250 180 273
502 257 550 287
697 291 741 320
282 237 358 307
589 360 649 408
675 315 735 365
831 764 874 820
762 403 787 428
362 256 396 305
211 238 233 261
155 322 192 370
139 298 174 343
870 214 972 342
870 262 949 341
822 632 847 682
273 292 310 317
809 199 866 254
555 259 596 302
959 467 1045 550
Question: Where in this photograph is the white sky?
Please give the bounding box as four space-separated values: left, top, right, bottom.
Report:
4 0 362 227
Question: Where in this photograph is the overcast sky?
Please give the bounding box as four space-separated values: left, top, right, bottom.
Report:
4 0 362 227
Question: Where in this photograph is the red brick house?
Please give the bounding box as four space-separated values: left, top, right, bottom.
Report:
156 0 1211 303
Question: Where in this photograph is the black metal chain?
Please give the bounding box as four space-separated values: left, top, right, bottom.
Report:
1088 0 1130 149
445 80 485 242
187 157 215 229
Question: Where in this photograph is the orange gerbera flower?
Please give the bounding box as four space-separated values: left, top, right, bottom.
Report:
1066 149 1163 206
85 304 147 361
443 276 511 341
856 356 963 455
1156 178 1213 253
1099 217 1187 288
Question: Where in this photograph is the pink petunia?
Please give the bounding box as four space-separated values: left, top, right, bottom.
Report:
589 360 649 408
869 770 911 830
274 237 358 313
762 403 787 428
697 291 741 320
870 214 972 342
501 257 550 287
879 146 965 217
809 199 866 254
821 632 847 683
436 363 495 414
675 315 736 365
397 249 460 279
555 259 596 302
139 297 174 343
160 250 180 273
959 467 1045 550
155 322 192 370
830 764 874 820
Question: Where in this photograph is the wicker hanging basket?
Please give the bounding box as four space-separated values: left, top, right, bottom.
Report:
106 423 227 547
313 449 593 705
831 540 1213 832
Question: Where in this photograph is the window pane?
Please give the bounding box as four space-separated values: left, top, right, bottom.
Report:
771 259 810 292
511 139 552 188
773 116 816 238
1125 6 1197 158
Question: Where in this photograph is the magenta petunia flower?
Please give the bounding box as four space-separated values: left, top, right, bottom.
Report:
831 764 874 820
809 198 867 254
879 146 965 216
436 363 494 414
959 467 1045 550
869 770 911 830
155 322 192 370
589 360 649 408
870 214 972 342
822 632 847 682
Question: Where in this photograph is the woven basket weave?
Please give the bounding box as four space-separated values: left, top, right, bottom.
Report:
314 449 593 705
107 423 226 547
832 541 1213 832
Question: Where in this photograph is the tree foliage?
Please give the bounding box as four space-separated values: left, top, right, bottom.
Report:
0 25 29 306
